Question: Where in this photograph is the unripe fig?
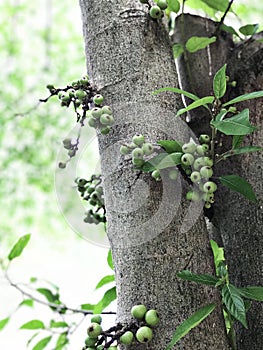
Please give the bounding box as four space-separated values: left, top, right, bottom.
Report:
136 326 153 343
202 192 214 202
149 5 162 19
61 93 70 102
68 149 76 157
75 89 87 100
182 142 196 154
196 145 205 155
90 315 102 324
93 94 104 105
202 144 209 152
205 202 212 209
100 114 114 126
145 309 160 326
68 88 75 97
120 331 134 345
80 75 89 84
58 162 66 169
131 304 147 320
120 145 130 155
132 158 145 167
203 156 213 167
186 191 200 202
85 336 98 347
181 153 194 166
193 157 206 170
200 166 213 179
142 142 154 155
87 322 102 338
199 134 210 144
190 171 201 183
100 126 111 135
132 134 145 146
91 107 102 118
157 0 168 10
203 181 217 193
63 138 72 148
101 105 112 115
132 148 144 159
88 118 97 128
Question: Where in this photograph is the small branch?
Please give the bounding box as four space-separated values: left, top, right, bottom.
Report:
214 0 235 36
13 101 41 118
5 271 116 316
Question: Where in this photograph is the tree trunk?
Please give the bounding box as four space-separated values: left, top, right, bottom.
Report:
79 1 228 349
174 14 263 349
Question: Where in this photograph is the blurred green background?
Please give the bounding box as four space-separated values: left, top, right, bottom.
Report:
0 0 262 349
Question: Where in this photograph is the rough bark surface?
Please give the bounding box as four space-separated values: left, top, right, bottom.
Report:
174 14 263 349
79 1 228 349
214 38 263 349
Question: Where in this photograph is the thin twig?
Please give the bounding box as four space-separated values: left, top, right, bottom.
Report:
5 271 116 316
214 0 235 36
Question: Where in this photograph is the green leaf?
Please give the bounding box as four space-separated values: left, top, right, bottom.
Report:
177 270 220 286
222 284 247 328
20 320 45 330
211 109 256 135
95 275 115 289
37 288 58 303
93 287 117 314
223 90 263 107
32 336 52 350
167 0 180 13
185 36 216 53
158 152 183 169
219 174 257 203
172 43 184 58
0 317 10 331
165 304 216 350
81 287 117 314
81 303 95 311
232 135 244 149
222 146 263 159
210 240 225 275
55 332 69 350
152 87 199 102
176 96 214 116
50 320 68 328
157 140 183 153
19 299 34 308
220 24 239 37
239 24 259 36
107 249 114 270
238 287 263 301
8 234 31 261
201 0 229 12
141 153 167 172
213 64 227 99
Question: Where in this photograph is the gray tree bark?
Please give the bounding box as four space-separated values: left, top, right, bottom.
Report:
79 1 229 349
174 14 263 349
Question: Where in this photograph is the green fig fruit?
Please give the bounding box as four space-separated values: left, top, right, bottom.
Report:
136 326 153 343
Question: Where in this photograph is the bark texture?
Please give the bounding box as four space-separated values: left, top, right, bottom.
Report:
174 14 263 349
79 2 228 349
